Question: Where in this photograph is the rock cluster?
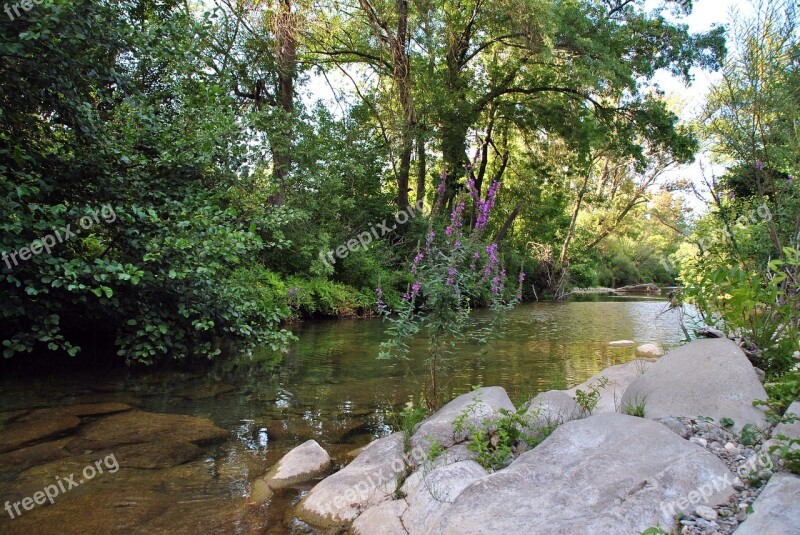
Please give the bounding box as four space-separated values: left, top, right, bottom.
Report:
254 339 798 534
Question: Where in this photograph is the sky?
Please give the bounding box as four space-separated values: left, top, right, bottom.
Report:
649 0 755 212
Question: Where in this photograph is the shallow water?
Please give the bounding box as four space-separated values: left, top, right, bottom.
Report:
0 297 690 534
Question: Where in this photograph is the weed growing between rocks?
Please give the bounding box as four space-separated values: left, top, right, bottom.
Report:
575 377 609 415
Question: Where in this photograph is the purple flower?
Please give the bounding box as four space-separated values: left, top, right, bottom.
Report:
756 161 764 171
448 267 457 276
437 170 447 196
445 277 454 285
412 280 421 296
454 241 461 248
519 270 526 283
466 163 473 171
375 287 386 310
475 181 501 229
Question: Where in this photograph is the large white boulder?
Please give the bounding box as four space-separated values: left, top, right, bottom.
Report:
734 473 800 535
522 390 585 432
564 359 652 414
621 338 768 431
250 439 331 502
351 500 409 535
424 413 736 535
401 460 487 532
296 432 406 527
410 387 515 453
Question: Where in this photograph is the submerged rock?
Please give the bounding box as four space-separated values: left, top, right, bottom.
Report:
66 410 228 452
0 414 80 454
608 340 636 347
424 414 735 535
251 439 331 502
621 338 767 431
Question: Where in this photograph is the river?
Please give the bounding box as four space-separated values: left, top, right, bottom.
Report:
0 296 693 534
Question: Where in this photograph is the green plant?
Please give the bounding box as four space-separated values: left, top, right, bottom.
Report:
396 403 428 452
427 439 445 462
623 395 648 418
575 377 609 415
641 527 670 535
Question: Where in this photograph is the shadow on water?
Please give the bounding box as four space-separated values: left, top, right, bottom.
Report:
0 297 690 534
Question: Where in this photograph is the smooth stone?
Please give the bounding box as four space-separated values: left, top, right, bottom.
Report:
696 505 719 521
655 417 692 439
410 387 515 453
609 340 636 347
251 439 331 502
635 343 665 359
297 432 406 527
401 461 487 532
733 473 800 535
0 414 81 453
564 360 652 415
114 440 202 469
351 500 409 535
0 438 71 471
66 410 228 452
522 390 585 429
621 339 768 431
424 413 735 535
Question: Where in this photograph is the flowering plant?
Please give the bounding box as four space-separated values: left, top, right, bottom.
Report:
377 171 524 409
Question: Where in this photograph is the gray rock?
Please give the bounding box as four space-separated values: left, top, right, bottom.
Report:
401 461 487 532
564 359 652 415
251 439 331 502
695 505 718 521
621 339 767 431
351 500 409 535
424 413 735 535
656 417 692 439
754 368 766 384
411 387 514 453
609 340 636 347
733 473 800 535
522 390 584 430
636 343 665 359
297 432 407 527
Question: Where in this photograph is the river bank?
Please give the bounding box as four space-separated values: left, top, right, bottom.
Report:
269 338 799 534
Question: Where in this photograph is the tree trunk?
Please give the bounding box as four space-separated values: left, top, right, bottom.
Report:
271 0 296 206
495 201 523 242
416 130 426 204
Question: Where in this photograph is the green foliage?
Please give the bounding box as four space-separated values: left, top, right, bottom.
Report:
426 439 445 462
575 377 609 415
641 527 670 535
769 408 800 475
463 407 553 472
624 397 648 418
679 248 800 375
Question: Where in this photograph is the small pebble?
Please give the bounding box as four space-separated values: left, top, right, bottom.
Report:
696 505 719 521
690 437 708 447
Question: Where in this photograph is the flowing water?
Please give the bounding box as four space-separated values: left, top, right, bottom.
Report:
0 296 691 534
